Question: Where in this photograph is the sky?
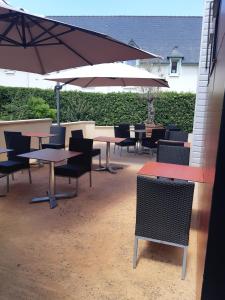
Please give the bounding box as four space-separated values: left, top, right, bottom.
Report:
8 0 204 16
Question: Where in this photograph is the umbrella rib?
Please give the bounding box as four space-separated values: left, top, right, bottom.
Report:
21 14 26 47
30 28 75 46
0 16 17 45
28 23 59 45
121 78 126 86
151 78 169 87
83 77 96 88
26 15 93 65
27 24 46 74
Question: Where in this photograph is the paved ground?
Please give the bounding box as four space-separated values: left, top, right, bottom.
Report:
0 145 197 300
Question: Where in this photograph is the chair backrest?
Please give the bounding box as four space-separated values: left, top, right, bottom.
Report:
150 128 166 142
114 126 122 138
68 138 93 171
118 123 130 138
157 144 190 165
134 123 146 139
168 130 188 142
49 125 66 146
166 124 180 130
136 176 195 246
8 135 31 165
71 129 84 139
4 131 22 160
158 139 185 147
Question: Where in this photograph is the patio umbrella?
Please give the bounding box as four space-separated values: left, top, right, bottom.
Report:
46 63 169 124
46 63 169 88
0 0 157 74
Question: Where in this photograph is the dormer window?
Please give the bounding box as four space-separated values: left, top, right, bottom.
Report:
167 46 184 76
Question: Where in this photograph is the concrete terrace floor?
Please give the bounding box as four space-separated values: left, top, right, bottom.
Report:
0 144 197 300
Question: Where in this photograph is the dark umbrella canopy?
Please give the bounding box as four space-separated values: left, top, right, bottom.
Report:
0 0 158 74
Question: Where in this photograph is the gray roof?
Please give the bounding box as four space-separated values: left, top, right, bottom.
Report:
48 16 202 64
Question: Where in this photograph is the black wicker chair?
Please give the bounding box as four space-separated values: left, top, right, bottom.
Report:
141 128 166 154
157 144 190 165
133 176 195 279
157 139 185 147
42 125 66 149
114 126 136 155
0 135 32 192
165 125 181 139
54 138 93 196
71 129 101 167
168 130 188 142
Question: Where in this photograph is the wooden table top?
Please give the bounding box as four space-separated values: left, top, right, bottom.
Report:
23 132 55 138
94 136 126 143
18 148 81 163
138 161 204 183
0 147 12 154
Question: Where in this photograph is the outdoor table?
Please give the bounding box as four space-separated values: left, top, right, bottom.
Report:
0 147 13 196
19 148 81 209
94 136 125 174
23 132 56 150
137 161 204 182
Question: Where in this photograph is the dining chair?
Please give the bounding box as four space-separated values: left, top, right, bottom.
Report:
141 128 166 154
157 144 190 165
114 126 136 155
42 125 66 149
157 139 185 147
168 130 188 142
133 176 195 279
71 129 101 167
0 135 32 192
54 138 93 196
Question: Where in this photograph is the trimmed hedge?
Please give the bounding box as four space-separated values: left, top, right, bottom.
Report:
0 86 196 132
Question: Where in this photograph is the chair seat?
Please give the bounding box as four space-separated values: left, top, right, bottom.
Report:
142 138 156 149
92 148 101 157
42 143 64 149
116 138 136 147
55 164 89 178
0 160 27 173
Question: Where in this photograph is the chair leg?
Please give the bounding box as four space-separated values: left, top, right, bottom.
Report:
6 175 9 193
181 246 188 280
11 173 15 181
120 147 122 156
75 178 78 196
133 236 139 269
99 154 101 167
28 169 32 184
89 171 92 187
114 144 116 153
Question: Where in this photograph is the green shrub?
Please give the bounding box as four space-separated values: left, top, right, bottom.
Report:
0 86 195 132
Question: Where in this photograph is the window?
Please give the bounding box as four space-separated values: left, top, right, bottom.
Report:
169 58 181 76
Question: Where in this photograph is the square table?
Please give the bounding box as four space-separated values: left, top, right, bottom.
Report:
138 161 204 182
94 136 125 174
23 132 56 150
19 148 81 209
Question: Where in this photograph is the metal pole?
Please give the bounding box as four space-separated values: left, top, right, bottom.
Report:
55 82 62 126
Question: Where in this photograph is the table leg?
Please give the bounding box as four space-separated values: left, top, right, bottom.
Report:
31 161 76 209
95 142 123 174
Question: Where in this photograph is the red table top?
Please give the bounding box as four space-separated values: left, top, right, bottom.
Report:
18 148 81 163
23 132 55 138
94 136 125 143
138 161 204 183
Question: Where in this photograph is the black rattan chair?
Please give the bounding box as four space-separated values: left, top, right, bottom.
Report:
157 144 190 165
133 176 195 279
114 126 136 155
0 135 32 192
141 128 166 154
168 130 188 142
42 125 66 149
71 129 101 167
54 138 93 196
157 139 185 147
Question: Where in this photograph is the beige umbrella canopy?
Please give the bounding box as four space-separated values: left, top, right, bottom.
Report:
0 0 158 74
46 63 169 124
46 62 169 88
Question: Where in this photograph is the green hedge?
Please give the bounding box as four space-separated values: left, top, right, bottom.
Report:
0 86 196 132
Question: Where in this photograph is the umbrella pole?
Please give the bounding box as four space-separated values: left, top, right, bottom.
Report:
54 82 62 126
